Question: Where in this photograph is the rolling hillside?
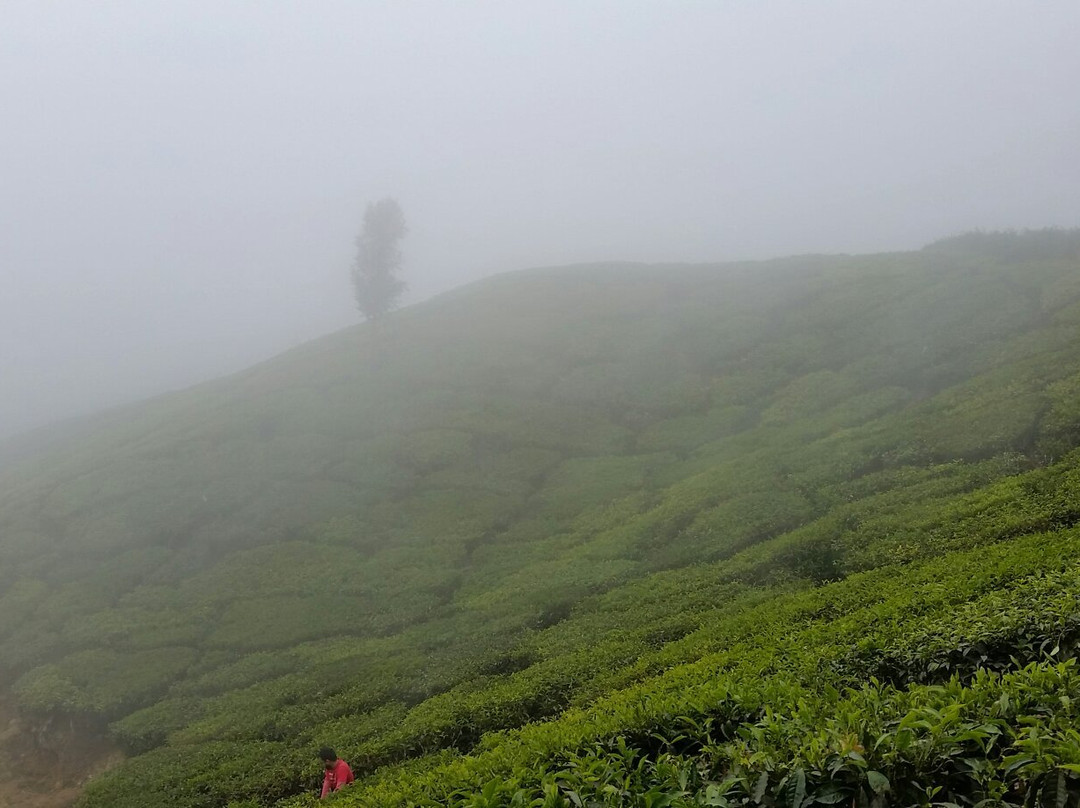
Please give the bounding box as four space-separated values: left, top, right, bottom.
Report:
2 230 1080 807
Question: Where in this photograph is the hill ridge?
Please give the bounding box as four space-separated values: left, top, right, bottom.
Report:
1 230 1079 806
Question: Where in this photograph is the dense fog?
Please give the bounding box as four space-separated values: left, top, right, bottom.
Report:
2 1 1078 438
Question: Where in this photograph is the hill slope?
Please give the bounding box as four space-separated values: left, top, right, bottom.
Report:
1 230 1080 807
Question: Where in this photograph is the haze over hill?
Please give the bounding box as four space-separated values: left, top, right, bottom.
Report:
1 231 1080 806
4 2 1080 805
3 1 1080 438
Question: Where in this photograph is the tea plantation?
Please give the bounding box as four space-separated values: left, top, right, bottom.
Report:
1 230 1079 806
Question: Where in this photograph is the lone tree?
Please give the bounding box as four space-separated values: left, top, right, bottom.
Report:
351 197 407 321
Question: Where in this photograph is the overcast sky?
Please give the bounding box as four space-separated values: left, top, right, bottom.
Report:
2 1 1078 438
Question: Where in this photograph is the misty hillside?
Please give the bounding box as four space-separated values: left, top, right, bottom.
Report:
2 231 1080 808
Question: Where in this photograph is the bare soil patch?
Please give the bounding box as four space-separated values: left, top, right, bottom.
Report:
0 699 122 808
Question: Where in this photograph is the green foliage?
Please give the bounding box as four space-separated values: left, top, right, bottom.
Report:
0 231 1078 807
308 530 1080 807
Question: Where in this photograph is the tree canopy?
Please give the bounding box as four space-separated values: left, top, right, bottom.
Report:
351 197 407 320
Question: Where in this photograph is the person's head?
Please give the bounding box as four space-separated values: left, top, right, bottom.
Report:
318 747 338 769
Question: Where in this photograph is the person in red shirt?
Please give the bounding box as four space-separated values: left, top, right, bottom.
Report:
318 747 354 798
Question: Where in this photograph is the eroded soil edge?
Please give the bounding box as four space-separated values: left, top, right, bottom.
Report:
0 699 122 808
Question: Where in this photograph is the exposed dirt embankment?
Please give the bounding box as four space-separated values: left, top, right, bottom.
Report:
0 699 122 808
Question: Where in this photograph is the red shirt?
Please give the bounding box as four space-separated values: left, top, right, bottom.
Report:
321 758 354 798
